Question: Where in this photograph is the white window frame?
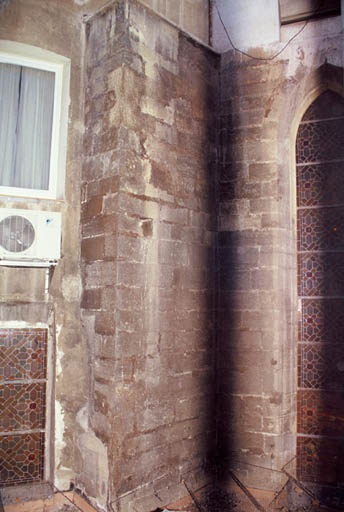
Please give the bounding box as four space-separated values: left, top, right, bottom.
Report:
0 41 70 200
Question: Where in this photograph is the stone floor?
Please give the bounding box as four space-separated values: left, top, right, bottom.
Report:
3 482 344 512
164 484 344 512
3 491 96 512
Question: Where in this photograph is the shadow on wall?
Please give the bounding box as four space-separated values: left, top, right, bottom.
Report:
213 57 240 482
214 58 344 507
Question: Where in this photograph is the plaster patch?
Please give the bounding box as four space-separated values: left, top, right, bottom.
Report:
55 400 74 490
73 0 89 5
56 324 63 377
77 431 109 510
284 29 343 77
61 274 82 302
76 404 89 432
73 120 85 134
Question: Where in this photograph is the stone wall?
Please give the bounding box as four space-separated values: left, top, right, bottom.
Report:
139 0 210 43
78 0 210 46
2 1 344 508
0 0 87 492
81 1 219 509
216 14 344 492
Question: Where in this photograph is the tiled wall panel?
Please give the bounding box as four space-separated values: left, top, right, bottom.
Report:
0 432 44 486
299 299 344 343
0 329 47 382
0 329 47 486
297 162 344 208
296 118 344 163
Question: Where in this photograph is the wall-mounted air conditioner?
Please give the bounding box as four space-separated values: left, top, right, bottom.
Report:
0 208 61 267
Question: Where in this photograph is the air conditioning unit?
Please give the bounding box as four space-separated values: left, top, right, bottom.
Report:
0 208 61 267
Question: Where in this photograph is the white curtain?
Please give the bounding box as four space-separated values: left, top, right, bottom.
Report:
0 63 20 186
0 63 55 191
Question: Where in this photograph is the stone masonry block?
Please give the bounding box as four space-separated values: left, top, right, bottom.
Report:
249 163 278 181
158 239 188 266
95 311 116 335
136 402 174 432
81 196 103 222
81 236 105 262
94 358 133 385
104 232 118 259
261 212 280 228
116 262 149 288
93 334 115 360
251 268 274 290
117 286 143 311
160 204 188 225
82 214 117 238
118 309 144 332
85 261 117 287
117 235 146 264
250 198 279 213
100 286 116 309
86 176 120 199
81 288 102 310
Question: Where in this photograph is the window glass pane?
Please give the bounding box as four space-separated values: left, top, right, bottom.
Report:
0 63 55 191
0 63 21 187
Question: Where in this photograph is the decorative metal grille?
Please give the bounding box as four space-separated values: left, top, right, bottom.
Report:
0 215 35 253
0 329 47 486
296 91 344 484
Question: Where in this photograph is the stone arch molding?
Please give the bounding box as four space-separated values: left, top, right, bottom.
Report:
286 63 344 236
292 66 343 409
290 63 344 150
258 62 344 473
294 72 344 485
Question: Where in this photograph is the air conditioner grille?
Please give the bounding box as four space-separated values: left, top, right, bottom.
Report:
0 215 35 253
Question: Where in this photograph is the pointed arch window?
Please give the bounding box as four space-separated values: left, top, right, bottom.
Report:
296 90 344 485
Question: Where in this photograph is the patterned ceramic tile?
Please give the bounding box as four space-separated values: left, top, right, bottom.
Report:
0 432 44 486
298 343 344 391
297 389 344 436
296 118 344 164
298 252 344 297
0 329 47 382
300 299 344 343
298 206 344 251
297 162 344 208
0 382 46 432
297 436 344 485
0 328 47 486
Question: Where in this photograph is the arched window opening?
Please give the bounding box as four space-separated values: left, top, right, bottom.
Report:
296 90 344 485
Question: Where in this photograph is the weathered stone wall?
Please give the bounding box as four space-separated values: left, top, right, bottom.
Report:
139 0 210 43
216 15 344 492
83 0 210 44
2 1 343 507
81 0 219 509
0 0 88 492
